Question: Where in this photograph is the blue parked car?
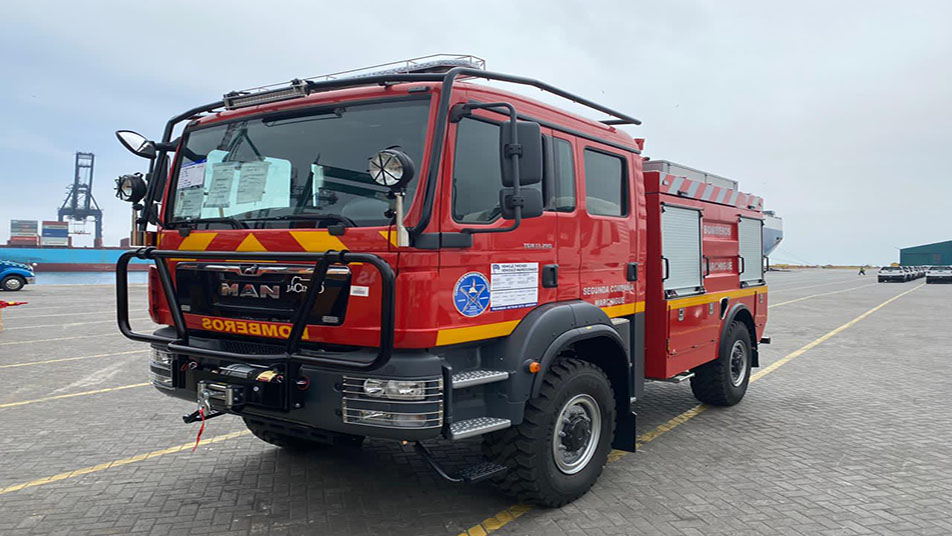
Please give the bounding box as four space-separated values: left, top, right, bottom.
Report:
0 260 36 291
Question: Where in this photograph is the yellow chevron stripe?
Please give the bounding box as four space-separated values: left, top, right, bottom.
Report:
435 302 646 346
667 286 767 309
236 233 267 252
601 301 646 317
177 232 217 251
289 231 347 252
379 230 399 248
436 320 521 346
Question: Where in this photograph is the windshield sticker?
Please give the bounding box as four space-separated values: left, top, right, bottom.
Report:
206 163 237 208
178 161 206 190
490 262 539 311
453 272 491 317
236 161 270 204
175 187 204 219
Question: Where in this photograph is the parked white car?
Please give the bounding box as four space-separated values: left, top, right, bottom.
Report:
926 266 952 284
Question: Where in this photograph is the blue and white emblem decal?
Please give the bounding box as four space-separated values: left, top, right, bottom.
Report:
453 272 491 317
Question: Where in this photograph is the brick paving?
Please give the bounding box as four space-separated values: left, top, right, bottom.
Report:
0 272 949 535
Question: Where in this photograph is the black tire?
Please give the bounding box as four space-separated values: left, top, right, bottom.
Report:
1 275 25 291
482 358 616 507
691 321 752 406
243 418 363 450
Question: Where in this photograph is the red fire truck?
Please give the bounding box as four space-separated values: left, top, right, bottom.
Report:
114 55 768 506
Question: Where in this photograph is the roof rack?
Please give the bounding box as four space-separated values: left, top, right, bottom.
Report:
224 55 486 109
220 55 639 127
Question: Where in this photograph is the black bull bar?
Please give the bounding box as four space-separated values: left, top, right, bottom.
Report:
116 247 395 370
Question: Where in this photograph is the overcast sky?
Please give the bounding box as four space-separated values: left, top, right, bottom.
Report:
1 1 949 264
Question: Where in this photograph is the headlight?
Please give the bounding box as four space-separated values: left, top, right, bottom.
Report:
362 378 427 400
363 378 385 397
150 347 173 366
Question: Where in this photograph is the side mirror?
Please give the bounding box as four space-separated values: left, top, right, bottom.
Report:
500 121 542 187
116 130 157 159
499 188 544 220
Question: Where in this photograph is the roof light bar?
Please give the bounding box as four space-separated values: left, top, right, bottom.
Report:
308 54 486 81
223 79 310 110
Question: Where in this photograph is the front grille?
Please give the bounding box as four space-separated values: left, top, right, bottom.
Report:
340 376 443 429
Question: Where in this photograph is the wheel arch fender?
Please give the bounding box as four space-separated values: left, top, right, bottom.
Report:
495 301 629 402
722 302 758 367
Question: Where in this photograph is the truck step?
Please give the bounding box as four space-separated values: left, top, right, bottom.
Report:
653 371 695 383
413 441 508 484
451 369 509 389
448 417 511 440
455 461 508 483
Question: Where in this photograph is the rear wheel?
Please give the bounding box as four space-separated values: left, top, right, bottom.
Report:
483 358 615 507
2 276 25 291
243 418 364 450
691 321 752 406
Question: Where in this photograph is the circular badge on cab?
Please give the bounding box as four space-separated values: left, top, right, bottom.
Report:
453 272 491 317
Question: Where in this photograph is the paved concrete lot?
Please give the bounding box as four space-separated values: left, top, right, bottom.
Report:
0 270 949 535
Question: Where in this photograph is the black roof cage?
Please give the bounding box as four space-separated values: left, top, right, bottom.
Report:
220 54 640 126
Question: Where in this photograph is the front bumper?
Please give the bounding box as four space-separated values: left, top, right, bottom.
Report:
25 276 35 284
149 330 446 441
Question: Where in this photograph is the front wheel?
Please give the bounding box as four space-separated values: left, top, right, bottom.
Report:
483 358 616 507
691 321 752 406
1 276 25 291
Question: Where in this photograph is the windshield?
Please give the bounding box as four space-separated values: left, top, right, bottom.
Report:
168 98 430 228
881 267 900 272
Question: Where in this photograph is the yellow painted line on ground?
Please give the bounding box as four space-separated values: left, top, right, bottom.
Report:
2 317 153 330
9 310 118 319
768 283 877 308
0 350 147 369
0 333 115 346
0 383 150 409
456 283 924 536
0 430 251 496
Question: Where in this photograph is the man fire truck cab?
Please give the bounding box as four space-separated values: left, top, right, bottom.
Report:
114 55 769 507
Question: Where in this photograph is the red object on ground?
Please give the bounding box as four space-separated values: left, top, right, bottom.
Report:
0 301 27 309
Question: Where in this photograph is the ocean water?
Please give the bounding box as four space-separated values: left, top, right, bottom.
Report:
34 272 148 285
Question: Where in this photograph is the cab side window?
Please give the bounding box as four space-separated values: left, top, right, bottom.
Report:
550 138 576 212
583 149 627 217
452 118 542 223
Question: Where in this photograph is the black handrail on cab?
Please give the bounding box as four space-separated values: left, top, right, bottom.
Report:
115 247 396 371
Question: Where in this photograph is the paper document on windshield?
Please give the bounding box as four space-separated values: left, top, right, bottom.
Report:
206 163 237 208
178 161 206 189
236 161 270 204
175 188 204 218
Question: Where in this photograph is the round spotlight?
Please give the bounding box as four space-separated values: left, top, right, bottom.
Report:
368 149 415 188
115 173 147 203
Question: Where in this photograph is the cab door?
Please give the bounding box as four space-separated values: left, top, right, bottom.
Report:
434 114 558 343
577 144 637 314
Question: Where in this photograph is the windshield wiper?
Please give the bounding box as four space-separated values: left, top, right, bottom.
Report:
243 213 357 227
170 217 248 229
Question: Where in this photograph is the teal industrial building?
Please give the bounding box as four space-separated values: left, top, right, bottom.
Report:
900 240 952 266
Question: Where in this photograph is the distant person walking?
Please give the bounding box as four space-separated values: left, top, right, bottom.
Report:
858 266 866 276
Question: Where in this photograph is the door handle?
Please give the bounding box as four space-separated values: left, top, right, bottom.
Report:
626 262 638 282
662 257 670 281
703 256 711 277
